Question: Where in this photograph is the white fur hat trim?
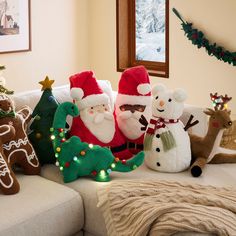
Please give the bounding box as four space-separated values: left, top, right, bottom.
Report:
76 93 109 110
137 83 151 95
116 93 152 108
70 88 84 100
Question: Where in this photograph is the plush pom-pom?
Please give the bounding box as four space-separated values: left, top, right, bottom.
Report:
173 88 187 102
137 83 151 95
70 88 84 100
152 83 166 96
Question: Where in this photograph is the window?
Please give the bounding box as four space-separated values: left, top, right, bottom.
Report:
117 0 169 77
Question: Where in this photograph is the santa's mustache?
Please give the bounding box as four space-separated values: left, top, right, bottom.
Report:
93 111 113 124
118 110 141 120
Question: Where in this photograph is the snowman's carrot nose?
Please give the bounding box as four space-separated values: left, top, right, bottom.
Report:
159 100 165 107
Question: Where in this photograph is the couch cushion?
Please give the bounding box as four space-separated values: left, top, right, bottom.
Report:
12 85 71 111
13 81 114 112
41 163 236 236
0 175 83 236
13 82 114 130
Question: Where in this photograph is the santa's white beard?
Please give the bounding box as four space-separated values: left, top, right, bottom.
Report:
80 110 115 143
116 110 145 140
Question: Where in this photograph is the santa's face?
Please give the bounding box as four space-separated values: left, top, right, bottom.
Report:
116 103 151 140
80 103 115 143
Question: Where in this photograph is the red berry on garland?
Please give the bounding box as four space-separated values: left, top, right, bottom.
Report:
65 162 70 168
91 170 97 176
58 128 63 132
192 33 198 39
220 52 225 57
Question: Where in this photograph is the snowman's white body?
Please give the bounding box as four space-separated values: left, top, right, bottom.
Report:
145 121 191 172
144 84 191 172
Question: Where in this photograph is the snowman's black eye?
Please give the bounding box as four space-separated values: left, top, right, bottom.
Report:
155 96 159 100
168 98 172 102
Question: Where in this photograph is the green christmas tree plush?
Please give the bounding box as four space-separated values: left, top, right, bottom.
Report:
29 76 59 165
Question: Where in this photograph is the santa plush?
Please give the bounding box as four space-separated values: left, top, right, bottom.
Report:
69 71 132 159
115 66 152 154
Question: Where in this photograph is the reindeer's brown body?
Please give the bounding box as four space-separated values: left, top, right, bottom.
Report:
190 94 236 177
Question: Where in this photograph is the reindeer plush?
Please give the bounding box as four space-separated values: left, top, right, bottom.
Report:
190 93 236 177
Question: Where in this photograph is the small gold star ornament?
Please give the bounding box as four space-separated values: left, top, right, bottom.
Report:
39 76 54 91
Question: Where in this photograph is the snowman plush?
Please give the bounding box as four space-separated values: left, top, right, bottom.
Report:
144 83 191 172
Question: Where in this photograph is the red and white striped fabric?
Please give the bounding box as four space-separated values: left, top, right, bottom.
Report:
146 116 179 135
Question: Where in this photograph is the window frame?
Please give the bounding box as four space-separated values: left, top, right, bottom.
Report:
116 0 169 78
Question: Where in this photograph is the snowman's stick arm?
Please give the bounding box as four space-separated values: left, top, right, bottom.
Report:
184 114 199 131
139 115 148 131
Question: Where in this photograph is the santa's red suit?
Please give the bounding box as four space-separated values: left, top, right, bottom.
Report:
115 66 152 154
69 71 132 159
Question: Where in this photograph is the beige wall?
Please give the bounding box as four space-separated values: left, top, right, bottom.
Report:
1 0 235 116
0 0 89 92
88 0 236 116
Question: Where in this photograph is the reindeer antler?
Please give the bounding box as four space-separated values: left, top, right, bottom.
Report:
220 94 232 110
210 93 232 110
210 93 222 110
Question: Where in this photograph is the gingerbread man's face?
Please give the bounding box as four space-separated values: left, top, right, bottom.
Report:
0 95 14 113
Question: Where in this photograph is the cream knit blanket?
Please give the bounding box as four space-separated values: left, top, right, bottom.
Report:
97 180 236 236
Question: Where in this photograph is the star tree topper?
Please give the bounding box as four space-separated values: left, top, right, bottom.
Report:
39 76 54 91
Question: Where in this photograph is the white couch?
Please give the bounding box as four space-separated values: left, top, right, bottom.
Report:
1 84 236 236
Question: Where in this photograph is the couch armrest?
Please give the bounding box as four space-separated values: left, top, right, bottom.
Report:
180 104 208 137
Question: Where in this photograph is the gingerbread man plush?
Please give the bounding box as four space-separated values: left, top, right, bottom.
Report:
0 125 20 194
0 94 40 177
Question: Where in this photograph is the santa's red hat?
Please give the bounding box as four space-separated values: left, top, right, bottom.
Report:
116 66 151 107
70 71 109 110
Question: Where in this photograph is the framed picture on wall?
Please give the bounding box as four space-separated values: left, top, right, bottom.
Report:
0 0 31 53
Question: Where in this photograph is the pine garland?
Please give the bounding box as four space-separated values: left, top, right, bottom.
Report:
172 8 236 66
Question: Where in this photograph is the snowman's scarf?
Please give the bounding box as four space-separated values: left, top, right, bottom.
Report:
144 116 178 151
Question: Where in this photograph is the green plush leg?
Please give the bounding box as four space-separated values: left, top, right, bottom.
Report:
112 151 144 172
95 170 111 182
63 169 79 183
190 157 207 177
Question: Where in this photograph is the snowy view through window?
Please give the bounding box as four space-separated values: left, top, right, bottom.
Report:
136 0 165 62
